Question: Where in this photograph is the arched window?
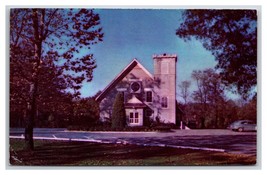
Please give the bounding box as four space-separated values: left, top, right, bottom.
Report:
161 97 168 108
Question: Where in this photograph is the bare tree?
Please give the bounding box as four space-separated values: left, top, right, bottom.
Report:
179 80 191 105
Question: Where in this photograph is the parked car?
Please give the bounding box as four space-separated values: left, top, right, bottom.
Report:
228 120 257 132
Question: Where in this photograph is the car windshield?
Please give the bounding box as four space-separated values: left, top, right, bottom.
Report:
233 121 242 124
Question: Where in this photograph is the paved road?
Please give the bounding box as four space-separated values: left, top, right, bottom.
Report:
9 128 257 156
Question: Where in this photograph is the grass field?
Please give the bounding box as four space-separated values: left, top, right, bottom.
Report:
9 139 256 166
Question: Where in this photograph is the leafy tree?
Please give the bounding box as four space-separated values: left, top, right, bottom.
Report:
221 99 239 127
236 94 257 122
72 97 100 126
10 8 103 150
111 92 126 130
35 58 74 127
10 52 74 128
206 69 225 128
191 69 225 128
176 10 257 98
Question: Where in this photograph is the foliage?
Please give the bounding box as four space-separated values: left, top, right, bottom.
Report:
178 68 256 129
98 81 129 123
10 8 103 95
176 10 257 98
235 94 257 122
10 56 74 128
10 8 103 149
191 69 225 128
143 109 154 127
185 98 256 129
111 92 126 129
72 97 100 126
98 78 162 122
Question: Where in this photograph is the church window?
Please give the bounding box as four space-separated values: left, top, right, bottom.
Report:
146 91 152 102
129 112 139 124
161 97 168 108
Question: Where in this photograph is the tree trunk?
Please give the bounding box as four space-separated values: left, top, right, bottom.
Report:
24 9 43 150
215 107 218 129
24 82 38 150
25 103 33 149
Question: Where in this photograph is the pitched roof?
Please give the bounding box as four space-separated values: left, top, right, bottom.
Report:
124 95 147 108
127 95 143 104
95 59 153 102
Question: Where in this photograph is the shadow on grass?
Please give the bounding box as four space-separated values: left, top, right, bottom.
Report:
9 139 256 166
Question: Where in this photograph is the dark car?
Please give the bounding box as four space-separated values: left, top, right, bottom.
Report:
228 120 257 132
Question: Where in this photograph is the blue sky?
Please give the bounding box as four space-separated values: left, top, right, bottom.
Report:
79 9 217 99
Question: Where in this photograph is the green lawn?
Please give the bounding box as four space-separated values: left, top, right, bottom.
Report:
9 139 256 166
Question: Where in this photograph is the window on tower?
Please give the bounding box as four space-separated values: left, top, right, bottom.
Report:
161 62 169 74
161 96 168 108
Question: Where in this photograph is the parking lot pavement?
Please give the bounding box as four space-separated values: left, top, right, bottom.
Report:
9 128 257 156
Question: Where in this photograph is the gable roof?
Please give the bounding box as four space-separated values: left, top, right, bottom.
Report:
124 95 147 108
95 59 153 102
127 95 143 104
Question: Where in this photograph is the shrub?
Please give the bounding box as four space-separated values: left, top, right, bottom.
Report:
111 92 126 130
154 125 171 132
125 126 150 131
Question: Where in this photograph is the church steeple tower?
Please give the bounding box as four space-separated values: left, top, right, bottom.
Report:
153 53 177 124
